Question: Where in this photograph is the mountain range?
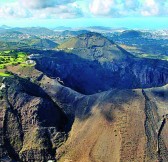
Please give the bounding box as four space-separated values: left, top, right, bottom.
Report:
0 31 168 162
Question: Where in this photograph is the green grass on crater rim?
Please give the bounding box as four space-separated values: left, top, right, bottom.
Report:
0 72 12 77
0 50 28 69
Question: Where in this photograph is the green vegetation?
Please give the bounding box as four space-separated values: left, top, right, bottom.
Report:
0 72 11 77
137 53 168 61
120 44 168 61
0 38 57 50
0 50 28 69
57 37 77 50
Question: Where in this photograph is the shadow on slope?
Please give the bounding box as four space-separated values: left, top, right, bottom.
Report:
31 50 168 95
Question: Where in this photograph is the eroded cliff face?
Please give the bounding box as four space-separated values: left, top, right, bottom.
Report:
35 54 168 95
0 75 168 162
0 77 67 162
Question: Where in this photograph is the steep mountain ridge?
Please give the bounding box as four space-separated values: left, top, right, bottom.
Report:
35 33 168 94
57 32 133 62
37 76 168 162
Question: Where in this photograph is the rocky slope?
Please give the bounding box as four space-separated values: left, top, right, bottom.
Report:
0 76 68 162
38 76 168 162
0 73 168 162
0 32 168 162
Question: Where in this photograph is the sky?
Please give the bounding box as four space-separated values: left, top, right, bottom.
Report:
0 0 168 29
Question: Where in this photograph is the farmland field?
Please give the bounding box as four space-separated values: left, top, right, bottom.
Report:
0 50 28 69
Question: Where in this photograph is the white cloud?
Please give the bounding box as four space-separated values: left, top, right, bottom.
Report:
89 0 168 17
141 0 159 16
32 5 83 19
89 0 113 16
0 0 168 19
19 0 75 9
0 2 31 18
0 0 82 19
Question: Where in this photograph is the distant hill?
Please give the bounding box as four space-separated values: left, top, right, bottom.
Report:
0 30 38 41
54 26 72 31
0 29 57 50
0 38 58 50
57 32 133 62
11 27 56 36
28 38 58 49
0 25 11 29
2 30 23 35
120 30 142 38
59 30 90 36
118 30 152 38
87 26 113 31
